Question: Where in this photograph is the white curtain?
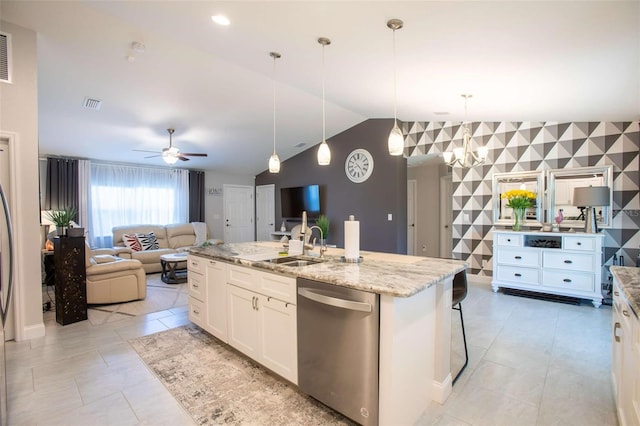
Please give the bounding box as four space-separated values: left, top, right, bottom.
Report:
90 163 189 247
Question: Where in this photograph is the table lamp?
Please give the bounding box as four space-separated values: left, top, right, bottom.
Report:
573 186 610 233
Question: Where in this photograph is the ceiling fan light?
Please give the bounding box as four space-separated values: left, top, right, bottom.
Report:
162 151 179 165
269 153 280 173
317 141 331 166
167 146 180 155
388 122 404 156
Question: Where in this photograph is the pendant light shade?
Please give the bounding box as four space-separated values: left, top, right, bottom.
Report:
387 19 404 156
268 52 281 173
317 37 331 166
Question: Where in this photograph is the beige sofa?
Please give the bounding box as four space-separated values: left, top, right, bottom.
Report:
85 245 147 304
112 223 208 273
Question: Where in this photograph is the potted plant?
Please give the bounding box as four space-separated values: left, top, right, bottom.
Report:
45 206 77 236
315 214 330 244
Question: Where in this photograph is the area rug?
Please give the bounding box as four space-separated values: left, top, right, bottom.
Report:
129 324 354 425
87 273 188 325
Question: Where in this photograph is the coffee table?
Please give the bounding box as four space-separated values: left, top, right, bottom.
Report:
160 252 188 284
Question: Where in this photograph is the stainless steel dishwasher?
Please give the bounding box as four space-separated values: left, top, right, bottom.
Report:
297 277 379 426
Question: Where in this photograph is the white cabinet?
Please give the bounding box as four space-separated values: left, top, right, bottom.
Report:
226 264 298 384
187 255 228 342
492 231 604 307
612 280 640 426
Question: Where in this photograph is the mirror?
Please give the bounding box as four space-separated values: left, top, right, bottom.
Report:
493 171 544 226
547 165 613 229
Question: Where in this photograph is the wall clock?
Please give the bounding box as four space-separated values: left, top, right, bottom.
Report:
345 148 374 183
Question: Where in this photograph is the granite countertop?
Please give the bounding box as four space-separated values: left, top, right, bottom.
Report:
611 266 640 317
189 242 468 298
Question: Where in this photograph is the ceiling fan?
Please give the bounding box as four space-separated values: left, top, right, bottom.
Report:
134 128 208 164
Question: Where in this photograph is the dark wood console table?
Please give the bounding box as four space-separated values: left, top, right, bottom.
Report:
53 236 87 325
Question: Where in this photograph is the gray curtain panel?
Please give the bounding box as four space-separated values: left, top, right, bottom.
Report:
188 170 205 222
44 157 79 220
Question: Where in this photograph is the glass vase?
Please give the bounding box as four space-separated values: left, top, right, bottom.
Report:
512 208 526 231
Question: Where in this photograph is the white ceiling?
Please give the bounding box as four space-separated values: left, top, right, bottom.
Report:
2 1 639 175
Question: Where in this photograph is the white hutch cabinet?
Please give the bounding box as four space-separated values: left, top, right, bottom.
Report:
492 231 605 307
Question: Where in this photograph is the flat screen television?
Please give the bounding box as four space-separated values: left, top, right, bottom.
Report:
280 184 322 219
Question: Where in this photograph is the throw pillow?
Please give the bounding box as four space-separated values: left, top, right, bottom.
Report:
122 233 142 251
136 232 160 251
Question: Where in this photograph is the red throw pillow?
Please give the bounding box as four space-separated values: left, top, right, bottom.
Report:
122 233 142 251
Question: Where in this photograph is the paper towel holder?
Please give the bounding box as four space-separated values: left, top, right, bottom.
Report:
340 255 363 263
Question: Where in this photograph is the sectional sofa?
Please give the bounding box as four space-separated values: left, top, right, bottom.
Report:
112 223 220 273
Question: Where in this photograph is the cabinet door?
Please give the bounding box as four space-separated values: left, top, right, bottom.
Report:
206 260 228 342
258 295 298 384
227 284 260 360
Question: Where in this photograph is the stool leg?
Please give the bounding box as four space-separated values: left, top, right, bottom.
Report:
452 302 469 385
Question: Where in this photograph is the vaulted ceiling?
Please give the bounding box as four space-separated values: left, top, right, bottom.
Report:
2 1 638 175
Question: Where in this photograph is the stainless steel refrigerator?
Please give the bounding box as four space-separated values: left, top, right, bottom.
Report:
0 183 15 426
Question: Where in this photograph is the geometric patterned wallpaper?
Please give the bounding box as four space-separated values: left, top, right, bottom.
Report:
403 121 640 279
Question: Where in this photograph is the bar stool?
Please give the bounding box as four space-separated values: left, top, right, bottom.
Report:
452 270 469 385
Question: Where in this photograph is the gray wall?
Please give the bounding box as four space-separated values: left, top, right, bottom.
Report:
256 119 407 254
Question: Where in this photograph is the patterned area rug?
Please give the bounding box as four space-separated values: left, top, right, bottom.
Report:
130 324 354 425
87 273 188 325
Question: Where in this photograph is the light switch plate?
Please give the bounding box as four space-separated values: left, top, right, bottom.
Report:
388 214 393 221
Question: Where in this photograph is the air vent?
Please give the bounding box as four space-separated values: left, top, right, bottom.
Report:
82 97 102 110
294 142 306 148
0 32 11 83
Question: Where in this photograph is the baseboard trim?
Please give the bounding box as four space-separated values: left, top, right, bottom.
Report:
21 323 46 341
432 373 453 404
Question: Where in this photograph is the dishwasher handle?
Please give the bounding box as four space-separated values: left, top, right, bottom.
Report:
298 287 372 313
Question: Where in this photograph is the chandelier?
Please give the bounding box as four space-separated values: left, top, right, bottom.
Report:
443 94 488 168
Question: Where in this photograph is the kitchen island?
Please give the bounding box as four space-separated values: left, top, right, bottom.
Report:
189 241 467 425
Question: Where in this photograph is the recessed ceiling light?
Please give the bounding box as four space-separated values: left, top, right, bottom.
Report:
211 15 230 26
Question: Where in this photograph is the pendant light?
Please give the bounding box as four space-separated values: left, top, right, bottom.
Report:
387 19 404 156
268 52 281 173
442 94 489 168
317 37 331 166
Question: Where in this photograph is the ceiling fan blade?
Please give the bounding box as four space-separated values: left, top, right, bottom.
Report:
133 149 161 154
177 155 190 161
144 154 162 159
180 153 208 157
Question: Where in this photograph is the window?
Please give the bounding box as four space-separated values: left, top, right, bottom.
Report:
89 163 188 247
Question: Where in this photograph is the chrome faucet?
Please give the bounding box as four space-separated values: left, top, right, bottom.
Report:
306 225 327 257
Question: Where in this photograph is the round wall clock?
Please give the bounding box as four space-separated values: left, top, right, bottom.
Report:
345 148 374 183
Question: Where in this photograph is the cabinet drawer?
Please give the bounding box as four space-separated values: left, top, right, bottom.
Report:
188 297 206 327
227 264 258 291
563 236 595 252
496 234 522 247
188 272 205 302
497 249 540 267
543 252 594 272
259 272 296 305
542 270 594 292
496 265 540 285
187 255 206 274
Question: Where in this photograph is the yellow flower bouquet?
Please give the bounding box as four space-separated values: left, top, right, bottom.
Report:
501 189 536 231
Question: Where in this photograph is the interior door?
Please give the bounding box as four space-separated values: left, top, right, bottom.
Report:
407 180 417 255
223 185 255 243
256 184 275 241
439 175 452 258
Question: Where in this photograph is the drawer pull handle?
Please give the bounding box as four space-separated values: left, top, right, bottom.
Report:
614 291 619 296
285 302 290 308
209 260 216 265
614 322 621 342
563 279 572 283
514 273 522 277
514 256 522 260
564 260 573 264
623 310 630 317
193 308 200 315
577 242 582 246
192 262 199 267
193 284 199 288
507 239 511 242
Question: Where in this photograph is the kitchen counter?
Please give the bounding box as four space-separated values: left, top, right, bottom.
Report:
611 266 640 316
189 241 468 298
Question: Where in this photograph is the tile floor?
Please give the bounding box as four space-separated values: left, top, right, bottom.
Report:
6 283 616 425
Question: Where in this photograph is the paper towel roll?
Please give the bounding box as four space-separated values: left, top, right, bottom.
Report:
344 216 360 260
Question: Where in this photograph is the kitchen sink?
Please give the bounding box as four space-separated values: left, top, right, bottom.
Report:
263 256 326 267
